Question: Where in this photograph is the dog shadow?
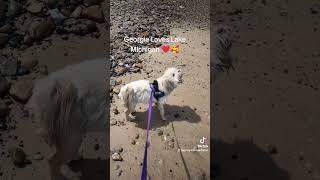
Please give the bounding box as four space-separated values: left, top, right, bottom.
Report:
212 139 290 180
133 104 201 129
68 158 108 180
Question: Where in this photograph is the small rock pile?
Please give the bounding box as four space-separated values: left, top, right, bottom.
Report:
0 0 105 49
109 0 185 95
0 53 47 168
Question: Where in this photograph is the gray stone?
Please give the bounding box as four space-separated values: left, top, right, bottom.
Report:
0 33 8 46
0 55 17 76
0 77 10 97
33 152 43 160
83 0 103 6
9 79 33 103
48 9 65 25
70 6 82 19
0 99 9 116
27 3 42 14
44 0 58 9
6 0 23 17
9 147 26 166
81 5 105 23
0 24 15 34
27 18 55 40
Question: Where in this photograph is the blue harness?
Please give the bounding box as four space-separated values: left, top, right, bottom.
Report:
150 80 165 101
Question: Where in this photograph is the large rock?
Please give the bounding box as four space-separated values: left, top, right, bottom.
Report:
0 99 8 117
27 2 43 14
81 5 105 23
0 1 8 19
27 18 55 40
6 0 23 17
0 24 15 34
44 0 58 9
57 19 97 36
83 0 103 6
9 79 33 103
0 55 17 76
0 77 10 97
0 33 8 46
70 6 82 19
48 9 65 25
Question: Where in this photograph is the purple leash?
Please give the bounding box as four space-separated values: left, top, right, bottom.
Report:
140 86 155 180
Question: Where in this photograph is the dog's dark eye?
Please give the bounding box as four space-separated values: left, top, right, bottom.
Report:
173 73 175 77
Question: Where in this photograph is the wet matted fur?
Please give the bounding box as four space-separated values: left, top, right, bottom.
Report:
26 59 107 180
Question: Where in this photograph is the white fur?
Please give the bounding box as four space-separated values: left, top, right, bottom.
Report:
26 59 107 180
118 67 183 121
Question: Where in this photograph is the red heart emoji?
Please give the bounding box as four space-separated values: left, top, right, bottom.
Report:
161 45 170 53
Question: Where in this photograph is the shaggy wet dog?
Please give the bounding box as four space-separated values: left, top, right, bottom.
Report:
119 67 183 121
26 59 107 180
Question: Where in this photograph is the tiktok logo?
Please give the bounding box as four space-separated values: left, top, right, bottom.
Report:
200 137 207 144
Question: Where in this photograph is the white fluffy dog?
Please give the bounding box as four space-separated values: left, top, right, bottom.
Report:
26 59 107 180
119 67 183 121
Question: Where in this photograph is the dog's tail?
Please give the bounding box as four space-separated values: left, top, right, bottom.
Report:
26 78 77 148
118 85 134 109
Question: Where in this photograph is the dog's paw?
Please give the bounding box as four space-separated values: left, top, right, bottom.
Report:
161 117 167 121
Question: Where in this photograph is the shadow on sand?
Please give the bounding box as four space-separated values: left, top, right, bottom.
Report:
133 104 201 129
212 139 290 180
69 159 108 180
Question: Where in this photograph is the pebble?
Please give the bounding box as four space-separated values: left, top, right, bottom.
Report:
27 18 56 40
33 152 44 160
111 152 122 161
8 147 26 167
156 128 163 136
110 120 117 126
48 9 65 25
113 87 120 94
27 3 43 14
0 55 17 76
70 6 82 19
173 113 180 118
113 108 119 115
81 5 105 23
131 139 136 145
9 79 33 103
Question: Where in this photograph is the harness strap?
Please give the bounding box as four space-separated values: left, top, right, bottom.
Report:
150 80 165 100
